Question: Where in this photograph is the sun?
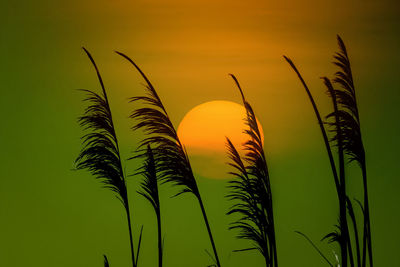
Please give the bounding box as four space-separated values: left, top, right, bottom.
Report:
177 100 264 179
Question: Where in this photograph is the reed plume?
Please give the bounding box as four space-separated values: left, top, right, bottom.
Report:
284 35 373 267
75 48 137 267
226 74 278 267
324 77 354 267
116 51 222 267
329 35 373 267
283 56 345 266
136 145 163 267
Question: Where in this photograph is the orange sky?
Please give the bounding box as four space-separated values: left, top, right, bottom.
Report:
2 0 400 266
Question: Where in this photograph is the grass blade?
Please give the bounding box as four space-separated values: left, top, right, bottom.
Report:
295 231 334 267
117 51 222 267
76 48 136 267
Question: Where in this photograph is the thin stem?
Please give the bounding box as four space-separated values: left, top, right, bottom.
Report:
82 47 136 267
157 210 163 267
126 205 136 267
198 194 221 267
347 197 361 267
283 56 340 194
295 231 334 267
267 203 278 267
324 77 351 267
229 74 278 267
362 166 373 267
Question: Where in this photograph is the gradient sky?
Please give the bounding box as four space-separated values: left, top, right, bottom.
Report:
1 0 399 266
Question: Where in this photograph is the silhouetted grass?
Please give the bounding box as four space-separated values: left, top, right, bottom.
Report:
225 74 278 267
330 35 373 267
116 51 222 267
75 48 137 267
72 37 372 267
284 35 373 267
104 255 109 267
136 145 163 267
283 54 347 267
324 76 354 266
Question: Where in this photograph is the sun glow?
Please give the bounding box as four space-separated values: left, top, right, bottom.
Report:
177 100 264 179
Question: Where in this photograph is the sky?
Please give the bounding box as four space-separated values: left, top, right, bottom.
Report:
1 0 400 266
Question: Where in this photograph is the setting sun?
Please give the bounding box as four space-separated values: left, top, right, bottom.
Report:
177 100 264 179
2 0 397 266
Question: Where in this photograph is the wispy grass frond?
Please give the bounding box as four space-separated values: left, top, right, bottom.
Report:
330 35 364 166
323 76 354 267
226 74 277 267
116 51 221 267
76 49 127 208
116 51 198 198
136 145 163 267
331 35 372 267
75 48 136 267
226 138 269 259
137 145 160 212
322 224 342 245
285 36 373 267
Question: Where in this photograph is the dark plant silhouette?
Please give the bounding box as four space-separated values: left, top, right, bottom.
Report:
75 48 138 267
284 35 373 267
283 55 345 267
104 255 110 267
225 74 278 267
116 51 222 267
295 231 334 267
323 76 354 267
136 145 163 267
325 36 373 266
328 35 373 267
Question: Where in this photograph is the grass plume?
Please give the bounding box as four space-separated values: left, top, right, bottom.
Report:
284 35 373 267
283 54 351 266
330 35 373 267
324 76 354 266
75 48 137 267
226 74 278 267
116 51 222 267
136 145 163 267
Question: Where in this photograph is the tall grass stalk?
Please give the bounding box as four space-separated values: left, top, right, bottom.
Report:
284 35 373 267
324 77 353 267
283 56 350 266
116 51 222 267
136 145 163 267
226 74 278 267
330 35 372 267
75 48 137 267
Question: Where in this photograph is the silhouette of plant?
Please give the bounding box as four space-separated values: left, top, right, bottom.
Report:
284 35 373 267
136 145 163 267
75 48 138 267
323 76 354 267
283 54 347 267
104 255 109 267
116 51 222 267
225 74 278 267
327 35 373 267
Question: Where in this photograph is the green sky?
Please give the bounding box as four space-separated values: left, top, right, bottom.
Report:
1 0 399 266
